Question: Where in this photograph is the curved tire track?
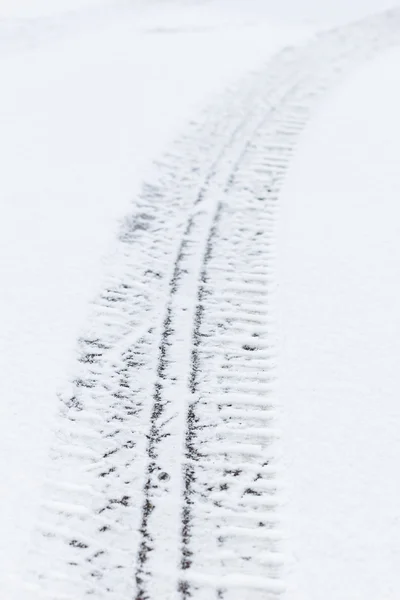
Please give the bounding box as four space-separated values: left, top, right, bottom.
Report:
25 8 400 600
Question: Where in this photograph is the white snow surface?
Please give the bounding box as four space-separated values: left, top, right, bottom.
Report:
1 0 400 598
279 47 400 600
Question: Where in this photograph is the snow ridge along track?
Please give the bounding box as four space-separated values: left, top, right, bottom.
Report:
25 8 400 600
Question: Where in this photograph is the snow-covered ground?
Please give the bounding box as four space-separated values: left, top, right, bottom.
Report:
1 0 400 598
0 0 102 18
279 47 400 600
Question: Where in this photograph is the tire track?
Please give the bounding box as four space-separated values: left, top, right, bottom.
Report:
24 61 298 600
23 7 400 600
133 73 304 600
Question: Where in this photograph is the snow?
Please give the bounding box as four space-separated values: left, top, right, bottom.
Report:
1 0 400 597
278 46 400 600
0 0 115 18
0 1 306 594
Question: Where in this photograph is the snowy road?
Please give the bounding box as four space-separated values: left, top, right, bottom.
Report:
8 7 397 600
2 1 400 599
